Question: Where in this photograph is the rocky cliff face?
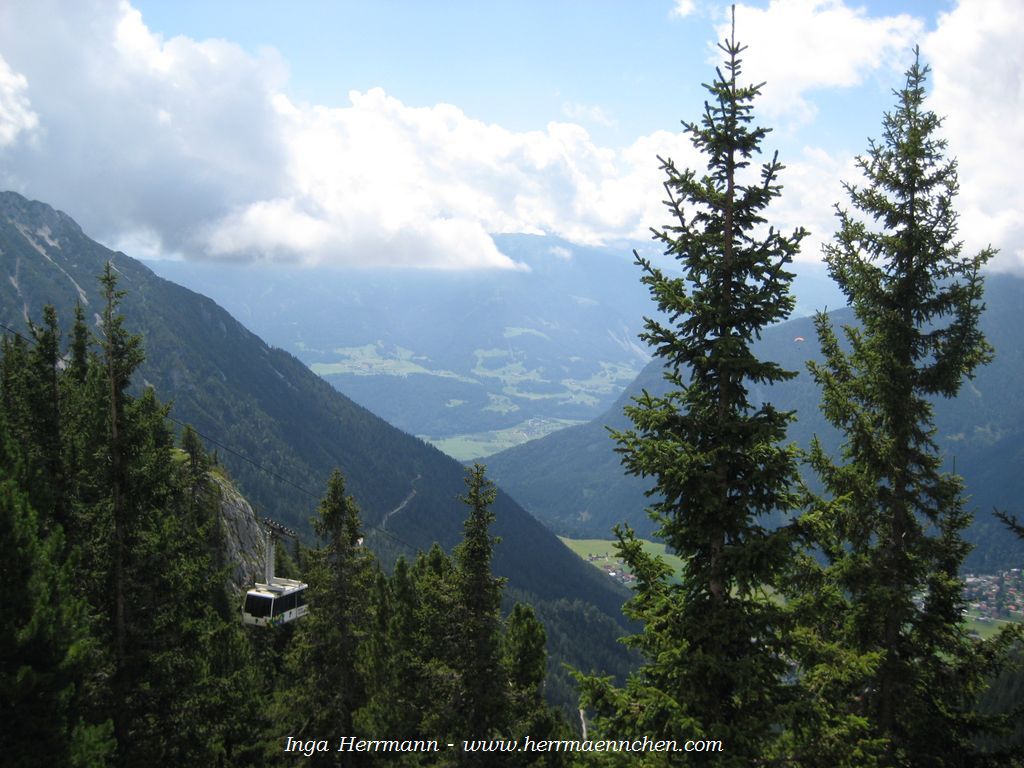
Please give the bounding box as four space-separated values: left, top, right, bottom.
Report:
212 472 266 593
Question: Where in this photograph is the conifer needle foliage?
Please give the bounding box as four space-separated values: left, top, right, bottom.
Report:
792 50 1020 767
578 12 805 765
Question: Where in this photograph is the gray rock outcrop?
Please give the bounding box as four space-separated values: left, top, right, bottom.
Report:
212 472 266 593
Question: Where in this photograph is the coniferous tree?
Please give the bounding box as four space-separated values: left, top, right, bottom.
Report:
412 543 462 741
795 50 1016 767
1 290 252 765
0 419 114 767
29 268 256 765
25 305 68 530
282 469 376 764
502 603 568 767
578 13 804 765
96 262 145 757
68 302 90 385
355 558 435 755
453 463 508 752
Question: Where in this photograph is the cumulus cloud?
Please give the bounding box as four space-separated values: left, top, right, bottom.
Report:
0 1 710 269
0 0 288 260
1 0 1017 274
721 0 922 124
670 0 697 19
0 54 38 146
204 87 703 267
924 0 1024 272
0 0 703 269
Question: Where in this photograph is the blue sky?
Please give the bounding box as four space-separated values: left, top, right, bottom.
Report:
129 0 930 150
1 0 1021 271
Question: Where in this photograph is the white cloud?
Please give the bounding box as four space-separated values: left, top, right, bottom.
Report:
5 0 1015 276
0 0 288 258
0 1 710 269
670 0 697 19
561 101 616 128
924 0 1024 272
0 54 38 146
721 0 922 124
770 145 859 263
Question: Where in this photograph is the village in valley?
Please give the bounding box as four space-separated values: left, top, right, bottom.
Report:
964 567 1024 623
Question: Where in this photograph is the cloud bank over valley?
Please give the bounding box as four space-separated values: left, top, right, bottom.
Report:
0 0 1020 271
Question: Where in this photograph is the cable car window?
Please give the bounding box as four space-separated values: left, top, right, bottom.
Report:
274 592 296 616
244 593 273 618
295 589 307 607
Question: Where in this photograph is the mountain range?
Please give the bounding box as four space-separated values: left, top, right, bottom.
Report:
485 277 1024 572
147 235 844 459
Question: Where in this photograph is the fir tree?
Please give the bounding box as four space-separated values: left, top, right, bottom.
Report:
0 420 114 767
282 469 376 764
502 603 568 767
798 50 1015 766
25 305 68 531
453 463 508 751
578 12 804 764
412 543 462 741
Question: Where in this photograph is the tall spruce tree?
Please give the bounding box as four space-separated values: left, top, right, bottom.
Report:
281 469 376 764
797 51 1015 766
502 603 567 767
578 13 804 765
453 464 508 750
0 418 115 767
411 543 462 741
96 262 145 757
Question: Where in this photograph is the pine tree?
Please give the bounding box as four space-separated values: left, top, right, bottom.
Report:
578 12 805 764
25 305 68 531
502 603 567 767
453 463 508 752
0 419 114 767
282 469 376 763
798 50 1014 766
412 543 462 740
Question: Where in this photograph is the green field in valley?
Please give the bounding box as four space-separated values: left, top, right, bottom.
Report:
559 536 688 583
424 417 587 461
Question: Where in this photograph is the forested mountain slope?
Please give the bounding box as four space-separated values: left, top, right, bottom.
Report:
487 278 1024 572
0 190 631 623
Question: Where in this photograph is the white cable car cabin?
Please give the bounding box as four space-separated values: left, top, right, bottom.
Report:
242 518 309 627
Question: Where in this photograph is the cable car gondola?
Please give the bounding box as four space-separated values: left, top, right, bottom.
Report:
242 518 309 627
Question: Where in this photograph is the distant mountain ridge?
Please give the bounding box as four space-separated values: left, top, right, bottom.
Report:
146 234 844 459
146 237 655 452
486 277 1024 572
0 191 634 682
